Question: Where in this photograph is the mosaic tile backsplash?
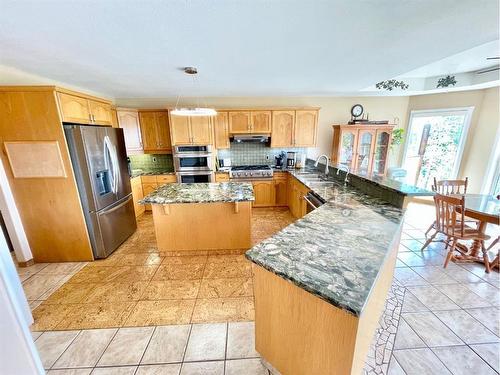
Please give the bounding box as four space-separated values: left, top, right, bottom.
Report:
217 142 306 166
129 154 174 172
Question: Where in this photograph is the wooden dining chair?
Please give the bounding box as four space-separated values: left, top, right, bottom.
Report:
421 177 469 251
433 193 491 272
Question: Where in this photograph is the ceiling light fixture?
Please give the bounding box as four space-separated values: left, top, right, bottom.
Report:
171 67 217 117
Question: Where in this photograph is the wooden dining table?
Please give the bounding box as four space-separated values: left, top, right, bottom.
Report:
456 194 500 267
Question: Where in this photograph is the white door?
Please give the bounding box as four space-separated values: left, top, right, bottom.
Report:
402 108 473 190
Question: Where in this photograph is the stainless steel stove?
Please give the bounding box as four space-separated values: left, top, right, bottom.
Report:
230 165 273 179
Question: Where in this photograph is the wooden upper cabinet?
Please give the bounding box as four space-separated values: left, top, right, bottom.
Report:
170 115 213 146
229 111 251 133
57 92 113 126
110 107 119 128
88 100 112 126
58 92 91 124
271 111 295 147
156 112 172 151
117 109 143 154
294 110 317 147
214 112 230 149
139 112 158 151
139 111 172 152
170 115 191 145
190 116 212 145
251 111 271 133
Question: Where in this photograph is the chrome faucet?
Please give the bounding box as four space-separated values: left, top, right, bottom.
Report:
314 154 330 175
336 164 350 183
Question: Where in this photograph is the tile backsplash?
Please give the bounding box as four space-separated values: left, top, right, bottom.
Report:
217 143 306 166
129 154 174 172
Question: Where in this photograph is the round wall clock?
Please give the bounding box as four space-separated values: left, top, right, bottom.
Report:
351 104 364 118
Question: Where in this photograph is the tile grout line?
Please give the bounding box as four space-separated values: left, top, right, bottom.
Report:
47 329 83 370
134 325 157 372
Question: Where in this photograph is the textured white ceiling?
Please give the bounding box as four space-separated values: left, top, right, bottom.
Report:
0 0 498 98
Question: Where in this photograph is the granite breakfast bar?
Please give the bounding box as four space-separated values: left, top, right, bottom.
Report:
140 182 254 252
246 170 406 375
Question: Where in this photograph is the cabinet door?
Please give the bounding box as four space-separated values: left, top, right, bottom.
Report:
338 130 358 170
131 178 145 217
117 110 143 153
156 175 177 184
214 112 230 149
215 172 230 182
372 130 392 175
156 112 172 152
274 179 288 206
110 108 119 128
356 130 376 174
253 180 275 207
271 111 294 147
88 100 113 126
57 93 90 124
190 116 212 145
170 115 192 145
294 110 317 147
251 111 271 133
229 112 251 134
139 112 159 151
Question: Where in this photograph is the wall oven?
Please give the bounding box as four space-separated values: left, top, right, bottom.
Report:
173 145 214 172
176 171 214 183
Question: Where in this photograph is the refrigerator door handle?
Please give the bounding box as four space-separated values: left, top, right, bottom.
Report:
99 194 132 215
104 136 119 195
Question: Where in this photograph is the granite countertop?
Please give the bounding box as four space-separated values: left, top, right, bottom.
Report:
347 169 433 196
130 169 176 178
246 167 404 317
140 182 255 205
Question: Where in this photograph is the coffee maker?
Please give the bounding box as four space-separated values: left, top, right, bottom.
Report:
286 151 296 168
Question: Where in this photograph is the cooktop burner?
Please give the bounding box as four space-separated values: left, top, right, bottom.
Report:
230 165 273 179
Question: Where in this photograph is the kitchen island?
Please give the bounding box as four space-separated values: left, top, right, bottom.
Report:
140 182 254 252
246 169 404 375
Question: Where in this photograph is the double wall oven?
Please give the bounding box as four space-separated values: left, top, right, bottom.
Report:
173 145 214 183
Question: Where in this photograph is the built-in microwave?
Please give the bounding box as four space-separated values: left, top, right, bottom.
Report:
176 171 214 183
173 145 214 172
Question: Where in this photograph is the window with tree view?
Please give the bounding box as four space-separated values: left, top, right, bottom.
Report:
402 108 473 190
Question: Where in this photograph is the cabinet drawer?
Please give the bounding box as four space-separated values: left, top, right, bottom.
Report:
215 173 230 182
141 175 158 183
273 172 288 180
157 175 177 183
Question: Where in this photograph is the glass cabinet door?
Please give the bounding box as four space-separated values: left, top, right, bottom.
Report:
356 131 375 174
372 131 391 175
339 131 357 169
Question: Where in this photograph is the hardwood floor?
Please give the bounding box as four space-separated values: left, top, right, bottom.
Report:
24 207 295 330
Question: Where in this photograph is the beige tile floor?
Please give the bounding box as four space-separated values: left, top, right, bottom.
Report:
19 204 500 374
21 207 294 331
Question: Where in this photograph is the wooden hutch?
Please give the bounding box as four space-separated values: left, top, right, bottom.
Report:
331 124 394 176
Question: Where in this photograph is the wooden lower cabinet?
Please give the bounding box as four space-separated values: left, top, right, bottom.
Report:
140 175 177 211
131 176 145 217
287 176 309 218
215 172 230 182
252 180 275 207
273 173 288 207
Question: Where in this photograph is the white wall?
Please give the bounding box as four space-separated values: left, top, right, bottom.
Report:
0 230 44 374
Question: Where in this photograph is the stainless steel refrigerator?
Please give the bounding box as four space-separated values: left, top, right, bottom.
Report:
64 125 137 259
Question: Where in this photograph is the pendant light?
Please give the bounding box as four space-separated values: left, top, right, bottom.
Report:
171 67 217 116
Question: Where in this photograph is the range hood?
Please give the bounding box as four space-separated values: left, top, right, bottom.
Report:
231 134 270 143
